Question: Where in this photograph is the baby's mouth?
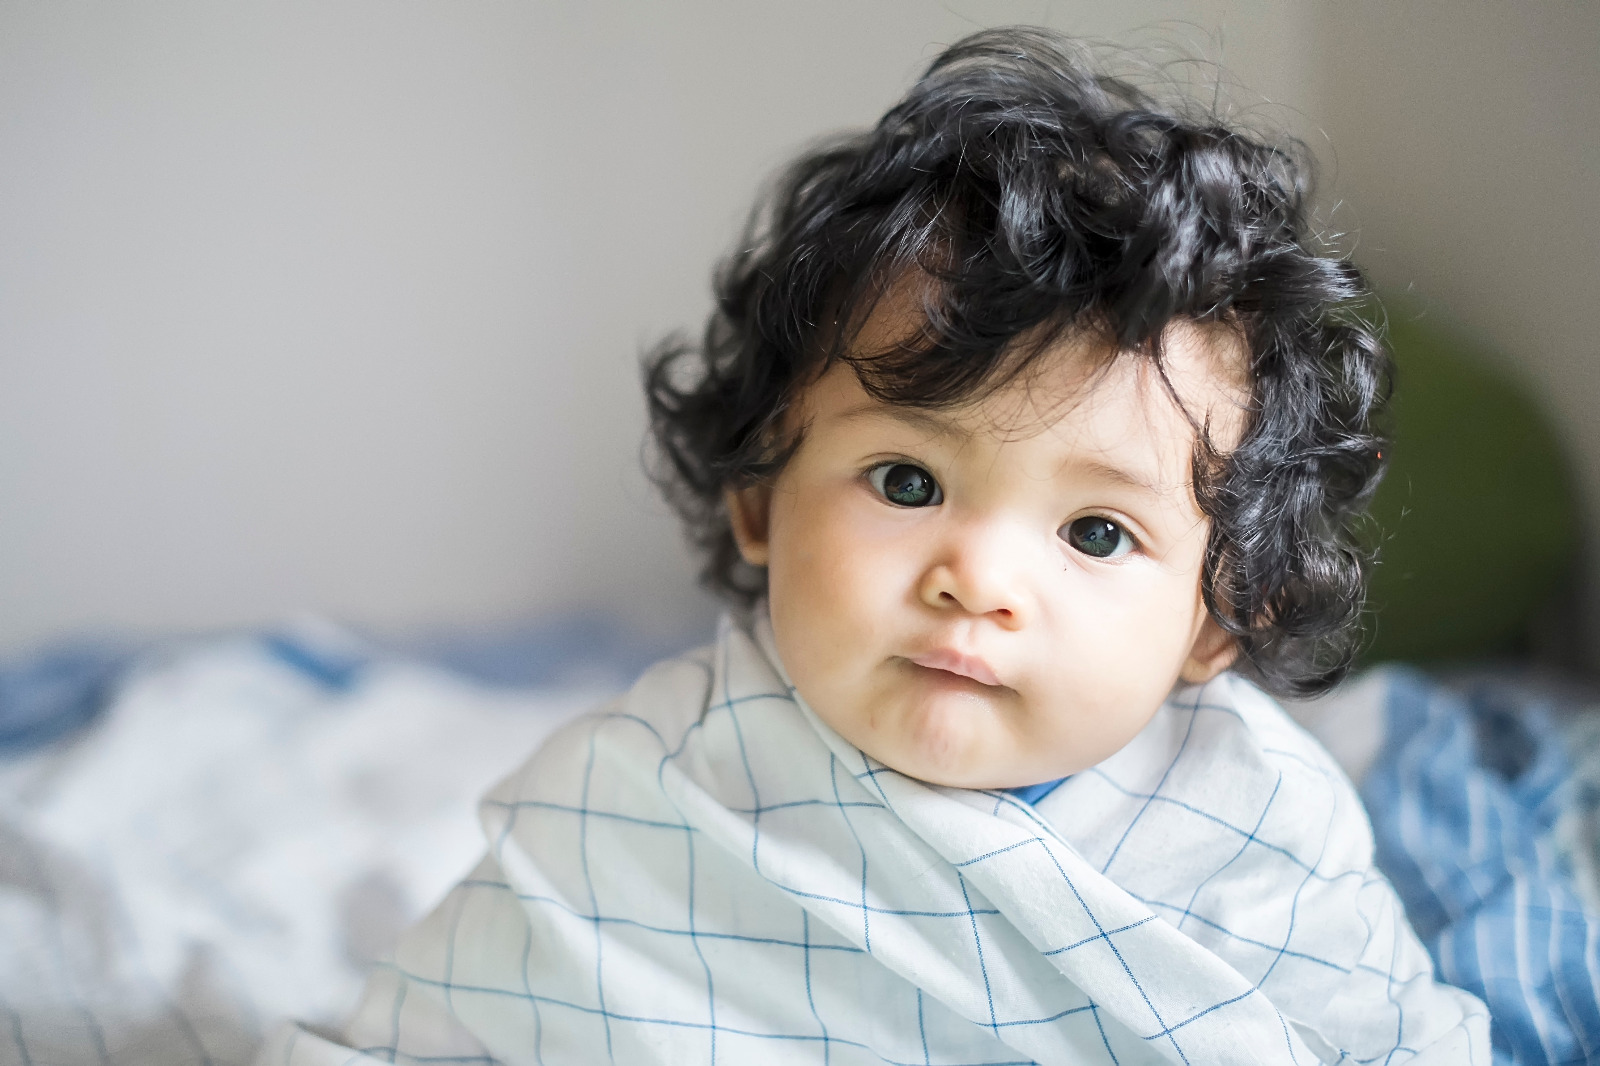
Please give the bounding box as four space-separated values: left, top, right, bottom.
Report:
907 649 1003 688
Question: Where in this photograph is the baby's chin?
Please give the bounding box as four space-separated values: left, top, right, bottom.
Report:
839 684 1052 791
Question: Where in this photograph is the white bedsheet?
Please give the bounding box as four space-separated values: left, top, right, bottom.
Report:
0 629 604 1066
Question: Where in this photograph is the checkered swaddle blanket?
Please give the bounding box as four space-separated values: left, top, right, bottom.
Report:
260 615 1488 1065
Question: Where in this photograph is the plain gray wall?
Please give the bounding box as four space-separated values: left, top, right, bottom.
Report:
0 1 1319 651
1310 0 1600 665
11 2 1595 661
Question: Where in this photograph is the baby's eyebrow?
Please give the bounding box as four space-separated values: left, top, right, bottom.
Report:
1070 458 1166 497
836 403 965 441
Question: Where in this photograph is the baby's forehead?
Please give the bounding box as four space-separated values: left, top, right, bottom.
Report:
845 272 1249 399
838 317 1251 448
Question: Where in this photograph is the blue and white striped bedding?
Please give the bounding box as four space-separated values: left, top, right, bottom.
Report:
1363 668 1600 1065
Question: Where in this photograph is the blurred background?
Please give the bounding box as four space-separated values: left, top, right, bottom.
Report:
1 0 1596 663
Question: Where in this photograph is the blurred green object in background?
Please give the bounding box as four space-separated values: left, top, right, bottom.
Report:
1363 308 1578 663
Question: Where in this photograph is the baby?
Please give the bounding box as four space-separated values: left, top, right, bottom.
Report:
264 28 1489 1065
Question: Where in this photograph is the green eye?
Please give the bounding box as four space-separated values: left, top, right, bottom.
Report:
869 462 943 507
1062 516 1133 559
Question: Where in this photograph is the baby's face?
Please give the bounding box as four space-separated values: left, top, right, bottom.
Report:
728 308 1247 789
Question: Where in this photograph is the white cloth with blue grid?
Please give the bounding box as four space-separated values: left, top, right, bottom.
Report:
258 615 1489 1065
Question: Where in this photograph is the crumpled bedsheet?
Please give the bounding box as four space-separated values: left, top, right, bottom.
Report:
0 628 607 1066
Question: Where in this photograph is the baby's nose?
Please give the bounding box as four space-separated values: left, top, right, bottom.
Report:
917 523 1033 626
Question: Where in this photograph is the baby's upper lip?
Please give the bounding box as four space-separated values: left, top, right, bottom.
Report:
908 648 1003 687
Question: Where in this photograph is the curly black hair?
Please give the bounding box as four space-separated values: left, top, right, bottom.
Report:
644 27 1388 696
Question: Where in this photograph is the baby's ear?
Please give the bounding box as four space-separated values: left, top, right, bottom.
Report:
724 484 773 567
1179 617 1238 684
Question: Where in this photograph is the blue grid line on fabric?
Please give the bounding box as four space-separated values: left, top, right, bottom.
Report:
988 1004 1100 1029
338 1042 373 1066
378 965 1039 1066
1041 916 1158 957
915 989 932 1066
459 878 863 952
853 764 906 788
954 870 1000 1033
1258 744 1343 779
1259 765 1346 993
980 786 1079 846
851 752 897 807
645 684 791 815
485 786 527 875
517 913 548 1066
484 775 546 1065
1369 883 1410 1066
1086 1003 1120 1066
503 681 701 767
830 752 875 952
1273 1012 1308 1066
589 707 677 755
481 799 691 833
1135 898 1349 974
440 868 470 1023
726 798 889 815
1172 775 1283 935
1178 694 1251 723
702 690 803 717
384 979 408 1065
1356 1049 1420 1066
576 728 616 1062
354 1052 497 1064
1142 986 1257 1040
695 613 736 1065
682 791 718 1065
1084 767 1342 878
752 881 1004 919
718 631 765 881
1099 689 1204 877
953 837 1049 868
800 912 833 1064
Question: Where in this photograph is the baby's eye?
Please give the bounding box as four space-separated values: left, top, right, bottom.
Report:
1061 516 1134 559
868 462 943 507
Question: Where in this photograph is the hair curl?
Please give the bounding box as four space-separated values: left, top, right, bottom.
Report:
644 27 1389 696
